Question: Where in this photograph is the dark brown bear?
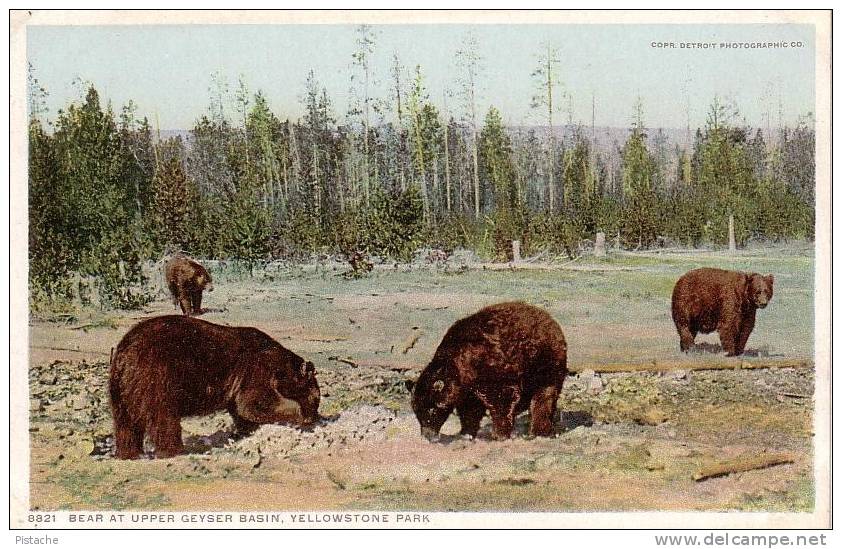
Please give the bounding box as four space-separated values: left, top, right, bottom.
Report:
165 254 214 316
671 268 774 357
406 302 568 441
109 315 320 459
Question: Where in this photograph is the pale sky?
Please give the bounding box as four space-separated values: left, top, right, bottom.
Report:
27 23 816 130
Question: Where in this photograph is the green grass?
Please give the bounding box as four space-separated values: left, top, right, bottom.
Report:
731 473 815 512
202 248 813 369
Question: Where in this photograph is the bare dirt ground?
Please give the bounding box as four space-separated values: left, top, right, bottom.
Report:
27 247 816 512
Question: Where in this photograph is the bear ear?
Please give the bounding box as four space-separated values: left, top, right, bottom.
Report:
432 379 445 392
404 379 415 393
765 274 774 286
747 273 763 287
300 360 315 377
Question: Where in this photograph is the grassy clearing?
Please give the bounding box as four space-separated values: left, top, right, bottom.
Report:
28 246 816 512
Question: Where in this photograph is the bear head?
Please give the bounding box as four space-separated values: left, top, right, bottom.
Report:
236 348 320 427
405 370 458 441
196 271 214 293
746 273 774 309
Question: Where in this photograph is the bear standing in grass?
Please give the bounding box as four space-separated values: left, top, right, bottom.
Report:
165 254 213 316
671 268 774 357
109 315 320 459
407 302 568 441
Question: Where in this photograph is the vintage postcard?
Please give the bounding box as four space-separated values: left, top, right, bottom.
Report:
9 10 831 530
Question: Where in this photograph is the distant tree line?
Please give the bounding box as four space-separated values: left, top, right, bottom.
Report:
27 29 815 311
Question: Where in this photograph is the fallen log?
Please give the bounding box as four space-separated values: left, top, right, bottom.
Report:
692 453 796 482
568 358 811 374
399 330 423 354
355 360 417 372
777 392 811 399
31 345 110 357
327 356 358 368
320 357 811 375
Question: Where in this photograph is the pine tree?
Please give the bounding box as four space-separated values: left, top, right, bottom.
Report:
152 152 193 249
118 101 155 219
621 98 659 247
48 86 151 307
531 43 563 213
246 91 285 212
693 97 758 245
455 33 483 219
350 24 378 206
562 131 595 215
28 118 72 306
480 106 521 259
407 66 444 223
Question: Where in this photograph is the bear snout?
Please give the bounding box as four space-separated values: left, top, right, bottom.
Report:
298 416 318 431
420 426 441 442
205 282 214 292
271 395 304 423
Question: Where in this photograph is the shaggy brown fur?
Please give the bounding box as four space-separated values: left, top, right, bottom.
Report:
165 254 214 316
406 302 568 441
671 268 774 357
109 315 320 459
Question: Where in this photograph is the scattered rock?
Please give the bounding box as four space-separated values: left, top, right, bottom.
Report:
494 477 535 486
231 405 398 459
635 407 669 426
578 369 604 393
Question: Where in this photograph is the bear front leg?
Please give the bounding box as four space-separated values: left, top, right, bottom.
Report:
456 395 486 438
476 385 521 440
150 415 184 458
178 294 192 316
718 319 741 356
529 385 560 437
677 324 695 353
735 310 756 356
113 419 145 460
168 283 180 310
227 404 259 437
191 290 203 316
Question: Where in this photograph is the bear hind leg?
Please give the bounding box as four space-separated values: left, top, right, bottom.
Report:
114 417 144 460
150 415 184 459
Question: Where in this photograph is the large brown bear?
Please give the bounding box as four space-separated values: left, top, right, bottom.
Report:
109 315 320 459
671 268 774 357
406 302 568 441
165 254 214 316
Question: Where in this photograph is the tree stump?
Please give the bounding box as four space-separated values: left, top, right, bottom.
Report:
594 232 606 257
728 214 736 253
511 240 521 263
